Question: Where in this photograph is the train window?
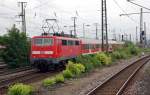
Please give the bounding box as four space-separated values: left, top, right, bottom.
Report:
75 41 79 45
44 38 53 46
62 40 67 45
68 40 74 45
84 44 89 49
34 38 53 46
91 44 93 49
73 41 75 45
82 44 86 50
96 44 99 48
34 38 43 46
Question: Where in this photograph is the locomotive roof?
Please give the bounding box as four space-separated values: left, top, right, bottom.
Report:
32 35 80 40
79 38 124 44
32 35 124 44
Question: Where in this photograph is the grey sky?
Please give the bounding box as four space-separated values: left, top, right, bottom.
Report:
0 0 150 41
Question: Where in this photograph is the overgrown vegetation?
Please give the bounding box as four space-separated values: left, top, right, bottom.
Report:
75 53 111 72
111 41 141 61
0 25 30 68
43 78 56 87
42 53 112 87
62 69 74 79
55 74 65 83
42 62 86 87
7 83 33 95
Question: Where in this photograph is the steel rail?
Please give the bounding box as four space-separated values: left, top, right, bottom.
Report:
116 57 148 95
86 55 150 95
0 66 33 76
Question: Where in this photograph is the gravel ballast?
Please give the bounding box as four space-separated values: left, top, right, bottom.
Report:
122 58 150 95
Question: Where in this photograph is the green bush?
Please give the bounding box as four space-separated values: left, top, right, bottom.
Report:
55 74 65 83
119 51 128 59
43 78 56 87
96 53 110 65
129 46 140 55
92 56 101 67
76 55 93 65
8 83 33 95
75 63 85 73
66 61 81 76
107 56 112 64
124 41 134 47
75 55 96 71
82 62 94 72
62 69 73 79
112 51 121 59
0 25 30 68
112 51 127 60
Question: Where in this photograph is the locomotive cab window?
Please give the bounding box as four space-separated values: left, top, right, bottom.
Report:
34 38 53 46
44 38 53 46
34 38 43 46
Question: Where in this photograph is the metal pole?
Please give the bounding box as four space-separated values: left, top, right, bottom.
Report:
104 0 108 52
144 22 147 46
130 34 132 42
21 2 24 32
18 2 27 34
136 26 138 44
72 17 77 37
83 23 85 38
23 9 26 34
94 23 98 39
140 8 143 45
101 0 104 51
96 24 98 39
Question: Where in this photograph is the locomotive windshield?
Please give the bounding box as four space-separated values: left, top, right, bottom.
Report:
33 38 53 46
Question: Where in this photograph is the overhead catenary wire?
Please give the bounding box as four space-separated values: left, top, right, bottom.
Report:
112 0 137 23
127 0 150 11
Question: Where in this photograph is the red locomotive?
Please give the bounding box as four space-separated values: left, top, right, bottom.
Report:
30 33 123 71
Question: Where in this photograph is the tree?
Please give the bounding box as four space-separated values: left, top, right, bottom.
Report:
0 25 30 68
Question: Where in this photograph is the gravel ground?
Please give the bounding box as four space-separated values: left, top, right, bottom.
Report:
122 58 150 95
33 55 145 95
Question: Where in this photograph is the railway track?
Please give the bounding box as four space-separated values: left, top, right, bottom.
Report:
86 55 150 95
0 64 7 69
0 68 38 94
0 68 62 95
0 66 33 76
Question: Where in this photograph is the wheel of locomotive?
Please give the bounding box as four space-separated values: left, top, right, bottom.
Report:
37 62 48 72
61 60 67 69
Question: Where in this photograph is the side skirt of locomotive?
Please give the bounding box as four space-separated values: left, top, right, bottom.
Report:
31 56 77 72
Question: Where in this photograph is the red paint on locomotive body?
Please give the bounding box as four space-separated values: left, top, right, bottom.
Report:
31 36 56 59
31 35 81 65
30 35 124 71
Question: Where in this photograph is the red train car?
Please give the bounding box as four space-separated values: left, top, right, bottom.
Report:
30 34 123 71
31 35 81 71
80 38 102 55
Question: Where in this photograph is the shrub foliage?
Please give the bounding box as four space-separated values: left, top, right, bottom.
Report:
43 78 56 87
95 53 111 65
62 69 74 79
0 25 30 68
8 83 33 95
55 74 65 83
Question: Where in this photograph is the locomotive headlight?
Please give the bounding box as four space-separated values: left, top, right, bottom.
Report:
32 51 40 54
45 51 53 54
